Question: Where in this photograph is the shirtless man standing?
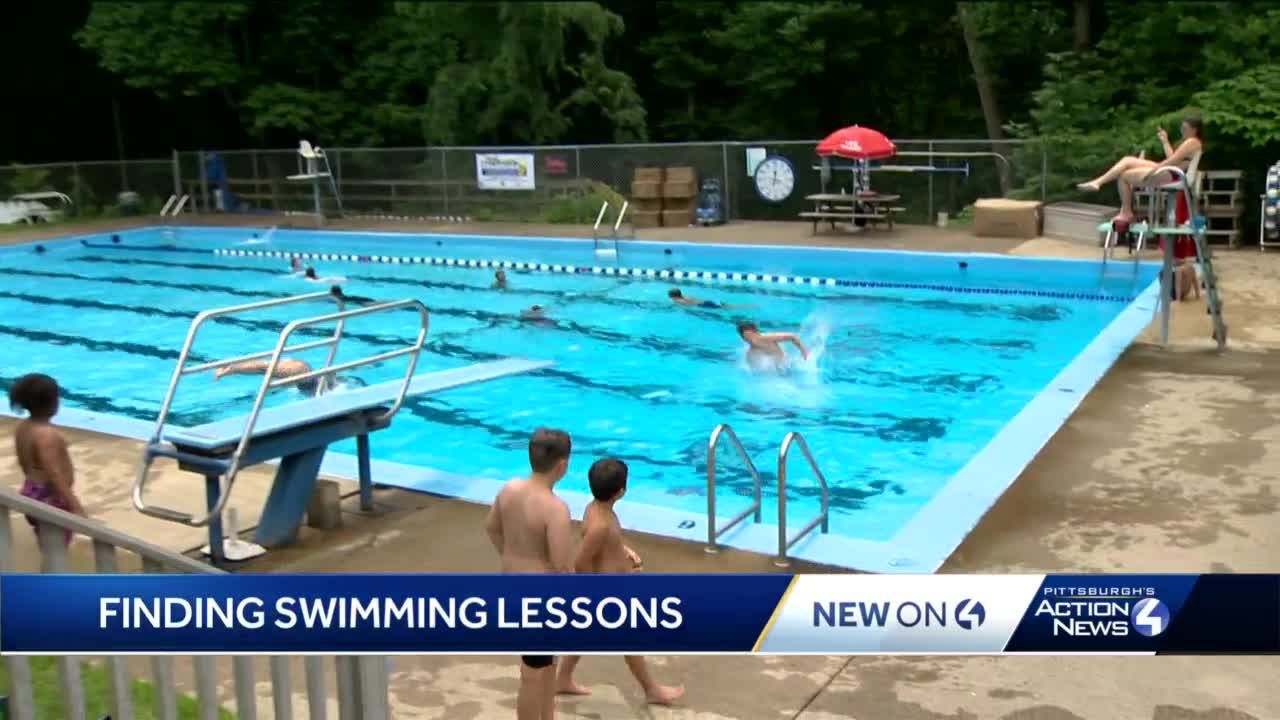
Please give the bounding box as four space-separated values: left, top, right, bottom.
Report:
485 428 575 720
737 321 808 372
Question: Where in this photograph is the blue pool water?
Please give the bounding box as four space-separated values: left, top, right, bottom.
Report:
0 227 1160 570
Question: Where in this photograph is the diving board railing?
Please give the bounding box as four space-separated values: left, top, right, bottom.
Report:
775 431 830 567
0 486 392 720
704 423 764 553
134 292 431 529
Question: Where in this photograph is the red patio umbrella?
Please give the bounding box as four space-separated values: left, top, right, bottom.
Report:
816 125 896 160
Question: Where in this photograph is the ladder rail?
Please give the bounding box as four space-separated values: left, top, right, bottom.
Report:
775 431 830 567
704 424 764 553
1142 165 1227 350
136 298 429 527
134 291 347 523
592 201 610 246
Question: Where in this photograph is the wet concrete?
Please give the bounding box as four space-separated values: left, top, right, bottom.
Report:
1 220 1277 718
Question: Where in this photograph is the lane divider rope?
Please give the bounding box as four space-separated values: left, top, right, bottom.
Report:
211 247 1134 302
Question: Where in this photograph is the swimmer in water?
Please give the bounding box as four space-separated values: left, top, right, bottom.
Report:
214 358 334 396
668 288 752 310
493 270 509 290
520 304 557 327
329 285 377 306
290 256 303 273
737 321 808 372
303 266 345 284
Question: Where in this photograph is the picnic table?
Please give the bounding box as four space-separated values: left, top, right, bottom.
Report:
799 192 904 234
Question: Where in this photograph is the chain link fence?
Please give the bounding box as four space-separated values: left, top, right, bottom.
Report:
6 139 1051 228
0 159 176 219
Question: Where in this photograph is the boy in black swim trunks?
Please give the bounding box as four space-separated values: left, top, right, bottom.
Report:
668 287 752 310
484 429 574 720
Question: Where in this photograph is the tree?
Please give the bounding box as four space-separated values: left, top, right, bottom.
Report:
393 1 646 145
957 2 1008 192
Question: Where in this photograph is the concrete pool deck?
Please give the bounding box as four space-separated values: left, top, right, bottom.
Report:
1 218 1277 718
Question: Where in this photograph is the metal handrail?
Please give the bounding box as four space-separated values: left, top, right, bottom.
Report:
0 487 219 575
612 200 629 236
775 431 830 567
704 424 763 553
133 294 430 527
592 201 609 240
136 297 429 527
143 291 341 441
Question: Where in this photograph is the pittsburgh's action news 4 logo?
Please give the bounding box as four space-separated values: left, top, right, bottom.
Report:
1033 586 1169 637
815 598 986 630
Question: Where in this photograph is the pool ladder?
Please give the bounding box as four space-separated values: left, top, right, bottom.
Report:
705 424 830 567
592 200 631 259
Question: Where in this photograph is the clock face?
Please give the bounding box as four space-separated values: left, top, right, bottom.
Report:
754 156 795 203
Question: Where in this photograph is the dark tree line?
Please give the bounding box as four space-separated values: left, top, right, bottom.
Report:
6 1 1280 202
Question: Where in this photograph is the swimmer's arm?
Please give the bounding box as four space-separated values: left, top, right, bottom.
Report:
573 523 608 573
484 499 504 553
35 430 83 515
761 332 809 359
546 500 575 574
214 360 271 379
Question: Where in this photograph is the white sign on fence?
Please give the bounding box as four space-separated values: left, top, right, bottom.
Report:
475 153 536 191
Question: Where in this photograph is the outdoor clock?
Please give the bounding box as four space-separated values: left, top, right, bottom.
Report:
753 155 795 203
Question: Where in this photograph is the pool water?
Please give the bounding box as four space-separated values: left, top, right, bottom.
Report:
0 227 1158 562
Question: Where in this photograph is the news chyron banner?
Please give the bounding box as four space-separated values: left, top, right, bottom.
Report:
0 574 1276 655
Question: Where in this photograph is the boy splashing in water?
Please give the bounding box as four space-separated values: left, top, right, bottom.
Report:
737 321 808 373
556 458 685 705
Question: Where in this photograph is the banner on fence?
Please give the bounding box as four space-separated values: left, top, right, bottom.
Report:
1 574 1275 655
475 153 536 190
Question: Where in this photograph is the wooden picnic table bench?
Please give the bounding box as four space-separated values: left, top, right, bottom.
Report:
801 193 903 234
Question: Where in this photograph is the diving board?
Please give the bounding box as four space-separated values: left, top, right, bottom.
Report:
165 359 550 450
134 290 550 565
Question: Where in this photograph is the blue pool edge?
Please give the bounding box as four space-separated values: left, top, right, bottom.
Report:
0 225 1163 573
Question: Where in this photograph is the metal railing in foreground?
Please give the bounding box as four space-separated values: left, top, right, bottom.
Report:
775 431 830 567
0 486 392 720
704 423 764 553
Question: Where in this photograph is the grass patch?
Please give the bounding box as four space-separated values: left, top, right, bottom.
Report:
0 657 235 719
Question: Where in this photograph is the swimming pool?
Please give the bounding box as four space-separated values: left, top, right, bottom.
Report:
0 226 1161 571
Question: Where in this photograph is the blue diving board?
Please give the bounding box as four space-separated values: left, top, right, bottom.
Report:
156 357 551 553
165 357 551 451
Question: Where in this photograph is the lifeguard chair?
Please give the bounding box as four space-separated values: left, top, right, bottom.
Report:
287 140 345 223
1098 153 1226 350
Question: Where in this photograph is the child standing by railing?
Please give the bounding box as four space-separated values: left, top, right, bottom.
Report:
9 374 84 563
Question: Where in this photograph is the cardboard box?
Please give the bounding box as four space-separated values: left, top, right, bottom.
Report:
665 166 696 183
631 210 663 228
973 198 1042 239
633 167 664 183
662 208 694 227
662 180 697 199
630 197 663 213
630 180 662 199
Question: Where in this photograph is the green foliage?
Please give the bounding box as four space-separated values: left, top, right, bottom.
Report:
7 165 52 195
1012 1 1280 204
541 181 626 223
0 656 235 719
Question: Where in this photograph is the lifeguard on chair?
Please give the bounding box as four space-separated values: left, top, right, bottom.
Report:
1077 115 1204 227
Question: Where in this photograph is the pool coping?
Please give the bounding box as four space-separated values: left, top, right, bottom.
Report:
1 225 1163 573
